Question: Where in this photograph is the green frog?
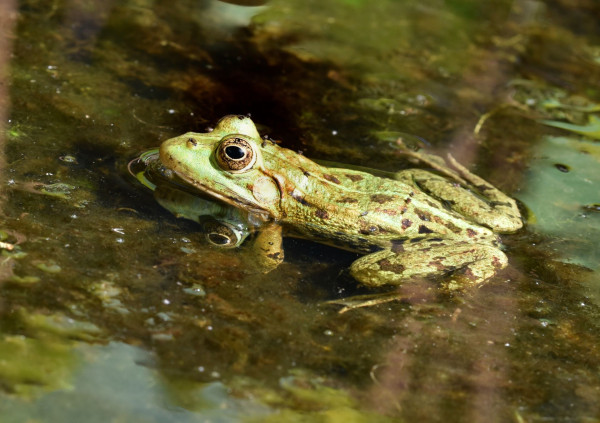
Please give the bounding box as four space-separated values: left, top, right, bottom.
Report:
159 115 523 291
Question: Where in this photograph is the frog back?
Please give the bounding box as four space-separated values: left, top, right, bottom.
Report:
273 161 495 250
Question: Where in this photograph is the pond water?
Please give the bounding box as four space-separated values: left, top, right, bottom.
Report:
1 0 599 421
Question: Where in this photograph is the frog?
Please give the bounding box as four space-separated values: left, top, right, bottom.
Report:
129 148 282 269
158 115 523 292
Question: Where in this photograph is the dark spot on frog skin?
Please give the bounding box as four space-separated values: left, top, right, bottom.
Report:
442 220 462 234
367 244 382 253
418 225 434 234
466 228 477 238
345 174 363 182
370 194 394 204
378 259 405 274
554 163 570 173
415 208 431 221
187 137 197 146
410 237 425 243
405 197 412 204
462 268 478 281
315 209 329 219
428 260 445 270
323 174 341 184
267 252 281 259
290 190 309 205
492 255 503 268
296 197 309 206
391 239 406 253
401 219 412 229
339 197 358 203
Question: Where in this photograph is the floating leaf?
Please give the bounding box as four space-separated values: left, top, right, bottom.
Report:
541 115 600 139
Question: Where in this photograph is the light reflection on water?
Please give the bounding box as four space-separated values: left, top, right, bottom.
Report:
0 342 272 423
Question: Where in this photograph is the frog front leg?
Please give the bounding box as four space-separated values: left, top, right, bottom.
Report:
395 149 522 233
249 223 284 273
350 238 508 290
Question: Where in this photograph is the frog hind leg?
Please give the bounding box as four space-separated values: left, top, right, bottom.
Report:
396 168 522 233
395 144 522 233
350 242 508 290
447 154 523 232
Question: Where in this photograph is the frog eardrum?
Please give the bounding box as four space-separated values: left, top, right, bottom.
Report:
215 135 256 173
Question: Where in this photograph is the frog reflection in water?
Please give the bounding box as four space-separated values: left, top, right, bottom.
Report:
129 149 283 271
159 115 522 294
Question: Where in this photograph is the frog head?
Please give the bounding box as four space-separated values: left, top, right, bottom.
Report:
159 115 283 219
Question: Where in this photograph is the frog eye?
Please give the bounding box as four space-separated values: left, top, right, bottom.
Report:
215 136 257 173
202 219 243 248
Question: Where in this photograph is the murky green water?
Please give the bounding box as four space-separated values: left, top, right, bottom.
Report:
0 0 599 421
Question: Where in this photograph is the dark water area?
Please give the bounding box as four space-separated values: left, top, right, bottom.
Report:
0 0 599 421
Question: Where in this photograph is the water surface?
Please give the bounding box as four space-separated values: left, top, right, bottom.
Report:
1 0 599 421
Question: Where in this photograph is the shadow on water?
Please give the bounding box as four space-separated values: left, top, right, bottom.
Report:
0 0 599 421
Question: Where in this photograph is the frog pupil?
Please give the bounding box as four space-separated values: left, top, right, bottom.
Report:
208 233 230 245
225 145 245 160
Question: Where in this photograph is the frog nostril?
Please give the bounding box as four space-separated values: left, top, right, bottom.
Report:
225 145 246 160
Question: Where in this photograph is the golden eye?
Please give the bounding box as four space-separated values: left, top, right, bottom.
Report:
215 136 256 173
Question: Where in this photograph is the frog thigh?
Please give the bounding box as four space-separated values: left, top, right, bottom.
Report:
397 169 522 233
350 243 508 289
250 223 284 273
